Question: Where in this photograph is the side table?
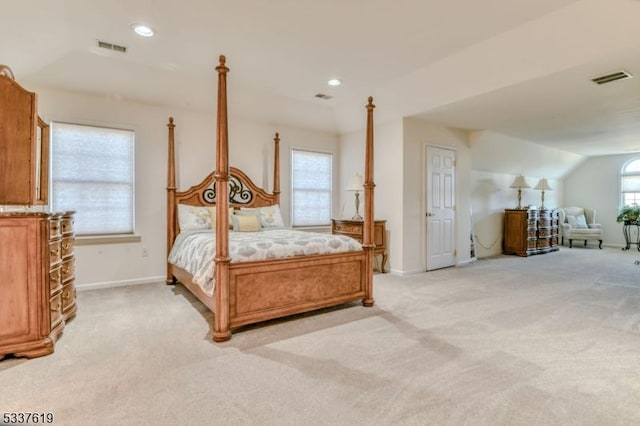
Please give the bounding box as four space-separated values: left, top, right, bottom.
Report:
331 219 388 272
622 220 640 251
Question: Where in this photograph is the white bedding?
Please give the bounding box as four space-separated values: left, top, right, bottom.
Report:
168 229 363 296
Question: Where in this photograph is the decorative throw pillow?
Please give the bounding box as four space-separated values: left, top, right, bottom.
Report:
238 205 286 228
208 207 235 230
231 214 261 232
235 208 262 226
257 204 285 228
567 214 588 229
178 204 213 230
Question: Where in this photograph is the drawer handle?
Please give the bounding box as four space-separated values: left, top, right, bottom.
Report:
63 266 71 274
62 291 71 300
62 242 71 251
50 248 60 257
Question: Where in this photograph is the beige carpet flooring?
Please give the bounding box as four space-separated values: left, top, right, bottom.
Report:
2 247 640 425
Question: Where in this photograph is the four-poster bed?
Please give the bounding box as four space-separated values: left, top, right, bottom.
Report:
166 55 376 342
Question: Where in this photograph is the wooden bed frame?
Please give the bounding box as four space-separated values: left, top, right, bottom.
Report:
166 55 376 342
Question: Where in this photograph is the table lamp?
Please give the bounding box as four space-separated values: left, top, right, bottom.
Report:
346 173 364 220
509 175 530 209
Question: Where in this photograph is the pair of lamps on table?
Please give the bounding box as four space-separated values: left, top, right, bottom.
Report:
510 175 552 209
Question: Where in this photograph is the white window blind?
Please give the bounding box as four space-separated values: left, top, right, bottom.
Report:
291 149 332 227
51 123 134 235
622 159 640 206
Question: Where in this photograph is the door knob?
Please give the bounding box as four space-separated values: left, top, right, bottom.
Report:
426 212 432 217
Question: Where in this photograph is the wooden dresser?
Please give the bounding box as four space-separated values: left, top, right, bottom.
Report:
0 211 76 359
0 66 76 359
332 219 388 272
503 208 559 257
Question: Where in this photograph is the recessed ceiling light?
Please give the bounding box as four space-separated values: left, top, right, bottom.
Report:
131 24 155 37
327 79 342 86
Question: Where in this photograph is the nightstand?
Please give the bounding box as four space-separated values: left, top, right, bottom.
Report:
331 219 387 272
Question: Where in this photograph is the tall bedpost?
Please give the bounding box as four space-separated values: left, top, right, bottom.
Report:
213 55 232 342
362 96 375 307
273 132 280 205
166 117 177 285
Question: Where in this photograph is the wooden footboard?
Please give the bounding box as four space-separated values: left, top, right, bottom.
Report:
228 252 366 328
171 251 367 335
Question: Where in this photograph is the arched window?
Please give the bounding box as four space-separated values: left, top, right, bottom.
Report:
621 158 640 206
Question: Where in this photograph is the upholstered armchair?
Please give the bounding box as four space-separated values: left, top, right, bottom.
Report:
558 207 603 249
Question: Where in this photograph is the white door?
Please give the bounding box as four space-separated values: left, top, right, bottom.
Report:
425 146 456 271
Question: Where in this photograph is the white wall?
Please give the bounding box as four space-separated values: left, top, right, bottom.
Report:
339 119 403 272
403 118 473 271
470 171 563 257
470 131 584 179
32 85 614 284
340 117 473 274
34 86 338 288
564 153 639 248
468 131 580 257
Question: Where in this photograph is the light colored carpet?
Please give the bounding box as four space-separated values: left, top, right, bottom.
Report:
2 247 640 425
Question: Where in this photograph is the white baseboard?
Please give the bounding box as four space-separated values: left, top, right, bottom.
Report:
389 259 475 274
389 268 425 276
76 276 165 292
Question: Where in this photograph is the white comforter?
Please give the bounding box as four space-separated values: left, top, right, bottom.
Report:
168 229 362 296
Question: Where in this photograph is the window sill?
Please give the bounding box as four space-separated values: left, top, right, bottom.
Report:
292 225 331 233
75 234 142 246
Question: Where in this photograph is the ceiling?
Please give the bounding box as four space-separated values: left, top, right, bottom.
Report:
3 0 640 157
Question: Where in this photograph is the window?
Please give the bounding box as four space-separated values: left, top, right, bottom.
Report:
291 149 332 227
621 158 640 206
51 123 135 235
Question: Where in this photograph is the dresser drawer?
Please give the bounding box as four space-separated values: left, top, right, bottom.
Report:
61 236 74 259
49 218 61 240
61 282 75 314
50 292 63 328
537 238 551 249
538 228 552 238
61 258 75 283
50 264 62 294
61 216 74 235
333 222 363 235
49 239 61 266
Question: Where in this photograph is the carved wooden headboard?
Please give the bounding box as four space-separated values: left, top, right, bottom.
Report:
0 65 15 80
174 166 279 209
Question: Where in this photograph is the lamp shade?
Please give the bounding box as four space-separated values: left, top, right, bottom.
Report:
509 175 529 189
346 173 364 191
534 178 552 191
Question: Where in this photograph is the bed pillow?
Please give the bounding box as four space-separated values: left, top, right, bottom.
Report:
241 205 285 229
178 204 214 230
208 207 235 230
567 214 588 229
231 214 261 232
235 208 262 226
257 204 285 228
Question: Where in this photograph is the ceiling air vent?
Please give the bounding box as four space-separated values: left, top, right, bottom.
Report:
315 93 333 100
97 40 127 53
591 70 632 85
